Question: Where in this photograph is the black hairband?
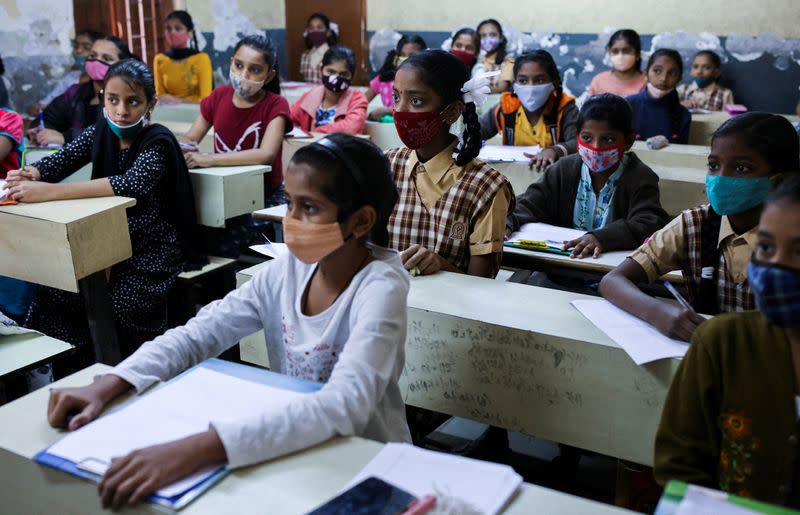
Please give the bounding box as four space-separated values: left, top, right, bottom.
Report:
313 137 368 192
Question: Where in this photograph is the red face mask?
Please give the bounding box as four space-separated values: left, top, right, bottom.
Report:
307 30 328 47
450 49 477 68
393 109 445 150
164 31 191 49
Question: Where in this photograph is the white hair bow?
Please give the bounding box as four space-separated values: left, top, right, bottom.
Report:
461 70 500 107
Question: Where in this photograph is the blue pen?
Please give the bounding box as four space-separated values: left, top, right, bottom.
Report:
38 110 45 131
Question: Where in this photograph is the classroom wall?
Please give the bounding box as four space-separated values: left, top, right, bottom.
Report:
365 0 800 114
0 0 76 111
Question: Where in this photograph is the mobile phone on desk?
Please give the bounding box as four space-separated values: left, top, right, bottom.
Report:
306 477 419 515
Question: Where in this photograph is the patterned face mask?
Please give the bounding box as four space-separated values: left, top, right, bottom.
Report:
392 109 445 150
229 69 264 98
748 259 800 328
577 139 625 173
323 73 352 93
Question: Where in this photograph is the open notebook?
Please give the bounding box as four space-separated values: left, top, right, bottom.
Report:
36 359 320 510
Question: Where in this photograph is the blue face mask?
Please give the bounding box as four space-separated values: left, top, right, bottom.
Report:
748 260 800 328
104 108 149 140
74 54 87 71
705 175 772 215
693 77 715 88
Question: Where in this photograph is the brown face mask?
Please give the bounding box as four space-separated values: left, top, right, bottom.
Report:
283 216 347 264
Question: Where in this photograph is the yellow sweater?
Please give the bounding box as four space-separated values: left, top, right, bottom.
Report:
153 52 213 103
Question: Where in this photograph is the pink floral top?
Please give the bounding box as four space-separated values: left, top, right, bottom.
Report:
369 75 394 108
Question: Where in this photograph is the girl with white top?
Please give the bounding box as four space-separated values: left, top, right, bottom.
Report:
46 133 411 510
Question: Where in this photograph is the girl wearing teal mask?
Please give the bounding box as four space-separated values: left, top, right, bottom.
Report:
600 112 799 342
6 59 198 359
677 50 735 112
655 176 800 507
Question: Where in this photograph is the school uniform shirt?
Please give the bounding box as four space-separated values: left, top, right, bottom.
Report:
655 311 800 507
626 89 691 144
290 86 368 135
0 107 23 177
200 86 291 194
587 71 647 98
480 91 579 153
153 52 213 103
299 43 329 84
677 82 735 112
475 53 514 85
508 153 669 252
43 81 100 143
386 140 514 275
109 245 412 468
629 206 756 312
369 75 394 108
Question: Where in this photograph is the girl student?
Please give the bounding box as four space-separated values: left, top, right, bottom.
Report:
388 49 514 279
6 60 198 358
587 29 646 97
152 10 212 104
654 176 800 508
480 50 579 171
290 46 368 135
366 35 427 121
508 93 669 259
626 48 691 144
474 19 514 93
27 36 135 147
299 12 338 84
45 133 411 510
599 112 800 341
677 50 735 112
448 27 480 71
181 35 290 206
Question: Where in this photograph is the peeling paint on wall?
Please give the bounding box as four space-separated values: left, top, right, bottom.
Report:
210 0 259 51
725 33 800 70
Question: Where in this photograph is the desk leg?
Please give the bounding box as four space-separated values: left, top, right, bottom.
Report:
79 271 121 366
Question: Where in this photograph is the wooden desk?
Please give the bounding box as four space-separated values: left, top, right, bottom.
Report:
494 161 706 216
0 332 72 377
236 266 679 466
365 120 402 150
189 165 271 227
0 197 135 364
631 141 708 169
689 112 799 146
151 102 201 124
0 364 635 515
282 132 372 174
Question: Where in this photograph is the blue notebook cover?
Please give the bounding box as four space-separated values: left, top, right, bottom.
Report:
34 358 322 511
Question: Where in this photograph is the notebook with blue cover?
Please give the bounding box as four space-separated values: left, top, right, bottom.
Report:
34 358 321 510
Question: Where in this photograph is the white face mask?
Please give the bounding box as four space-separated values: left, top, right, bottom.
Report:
609 53 636 72
646 82 673 99
514 83 554 113
229 69 265 98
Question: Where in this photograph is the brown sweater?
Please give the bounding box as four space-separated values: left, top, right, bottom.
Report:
655 311 800 507
507 152 669 252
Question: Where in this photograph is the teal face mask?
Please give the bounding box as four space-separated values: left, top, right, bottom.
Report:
104 108 149 140
693 77 714 88
74 54 87 71
705 174 772 215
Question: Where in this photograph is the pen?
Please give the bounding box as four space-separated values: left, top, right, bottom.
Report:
663 281 694 312
403 495 436 515
516 239 548 248
38 110 45 131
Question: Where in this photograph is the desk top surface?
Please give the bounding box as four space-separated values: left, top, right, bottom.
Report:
0 332 72 377
188 164 272 177
0 363 634 515
0 196 136 224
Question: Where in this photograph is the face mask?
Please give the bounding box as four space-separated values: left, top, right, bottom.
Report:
647 82 673 99
308 30 328 47
323 73 351 93
451 50 477 67
693 77 715 88
229 69 264 99
610 53 636 72
705 175 772 215
394 55 409 67
104 108 149 140
748 260 800 328
393 109 446 149
85 59 110 82
577 139 625 173
74 54 87 71
284 216 347 264
164 31 191 49
514 83 554 113
480 36 500 54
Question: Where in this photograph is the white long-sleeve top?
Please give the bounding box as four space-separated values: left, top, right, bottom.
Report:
110 245 412 468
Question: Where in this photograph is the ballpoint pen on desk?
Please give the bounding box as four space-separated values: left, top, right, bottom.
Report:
38 110 45 131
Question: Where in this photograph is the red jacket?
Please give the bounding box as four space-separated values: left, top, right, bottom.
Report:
289 86 368 134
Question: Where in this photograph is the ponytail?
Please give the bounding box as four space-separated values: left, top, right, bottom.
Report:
377 49 397 81
456 101 481 165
